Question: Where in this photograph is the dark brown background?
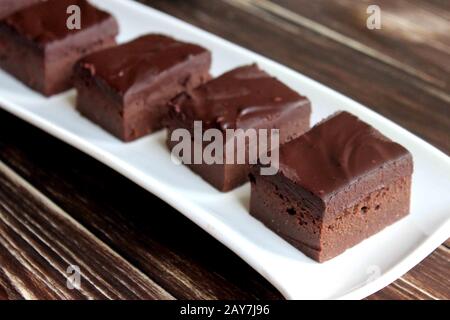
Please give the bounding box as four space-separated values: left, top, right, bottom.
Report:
0 0 449 300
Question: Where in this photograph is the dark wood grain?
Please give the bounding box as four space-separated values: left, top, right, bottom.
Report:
0 0 448 300
268 0 450 91
400 246 450 300
368 246 450 300
141 0 450 153
0 158 173 300
0 109 282 300
0 268 22 300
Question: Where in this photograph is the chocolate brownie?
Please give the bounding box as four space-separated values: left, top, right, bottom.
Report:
167 64 311 191
0 0 118 96
74 34 211 142
249 111 413 262
0 0 41 19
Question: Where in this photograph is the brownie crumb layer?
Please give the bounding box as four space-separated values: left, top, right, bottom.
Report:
0 0 119 95
250 174 411 262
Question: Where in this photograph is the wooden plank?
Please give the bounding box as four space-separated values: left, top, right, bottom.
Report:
256 0 450 92
141 0 450 153
401 246 450 299
368 246 450 300
0 109 282 300
368 280 435 300
0 159 173 300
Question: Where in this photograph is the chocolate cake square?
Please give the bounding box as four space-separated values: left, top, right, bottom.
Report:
167 64 311 192
0 0 41 19
249 111 413 262
74 34 212 142
0 0 119 96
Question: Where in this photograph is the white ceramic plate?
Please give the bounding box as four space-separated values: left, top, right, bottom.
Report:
0 0 449 300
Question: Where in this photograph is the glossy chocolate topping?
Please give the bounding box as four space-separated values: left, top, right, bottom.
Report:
170 64 310 131
2 0 114 45
77 34 210 97
279 111 412 202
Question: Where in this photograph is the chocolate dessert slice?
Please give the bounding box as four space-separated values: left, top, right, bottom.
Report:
250 111 413 262
74 34 211 141
167 64 311 191
0 0 119 96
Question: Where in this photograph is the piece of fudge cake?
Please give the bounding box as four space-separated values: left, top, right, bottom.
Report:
0 0 119 96
249 111 413 262
74 34 211 142
167 64 311 191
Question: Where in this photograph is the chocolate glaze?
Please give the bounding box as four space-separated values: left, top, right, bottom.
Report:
278 111 413 207
250 167 412 262
2 0 114 46
77 34 210 99
169 64 310 131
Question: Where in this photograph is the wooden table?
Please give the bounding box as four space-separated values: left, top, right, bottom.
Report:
0 0 449 300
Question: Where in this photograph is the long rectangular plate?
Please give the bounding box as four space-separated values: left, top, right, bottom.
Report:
0 0 449 299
